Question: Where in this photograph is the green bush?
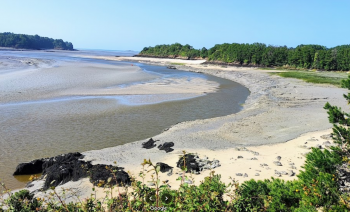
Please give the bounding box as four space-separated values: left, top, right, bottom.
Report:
232 179 270 211
4 190 41 212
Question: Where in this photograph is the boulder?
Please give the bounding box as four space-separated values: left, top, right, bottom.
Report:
156 162 173 173
13 159 44 175
142 138 157 149
158 142 174 153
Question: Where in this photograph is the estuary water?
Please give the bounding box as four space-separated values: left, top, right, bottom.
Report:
0 50 250 189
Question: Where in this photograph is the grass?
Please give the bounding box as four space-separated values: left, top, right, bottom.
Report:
269 70 348 87
170 62 185 65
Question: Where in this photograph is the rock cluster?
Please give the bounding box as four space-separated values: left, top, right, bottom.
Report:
176 154 221 174
142 138 174 153
89 165 130 187
41 153 91 190
14 152 131 190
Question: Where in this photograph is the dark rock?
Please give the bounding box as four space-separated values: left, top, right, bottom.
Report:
156 162 173 173
42 153 91 190
142 138 157 149
158 142 174 153
15 152 131 190
89 165 131 187
237 156 243 159
13 159 44 175
176 154 200 173
42 152 84 170
176 154 220 174
236 173 243 176
276 156 281 161
167 66 176 69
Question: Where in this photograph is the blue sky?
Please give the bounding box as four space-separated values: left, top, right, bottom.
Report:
0 0 349 51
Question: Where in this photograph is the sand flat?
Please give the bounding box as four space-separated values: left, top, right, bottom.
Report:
10 55 350 201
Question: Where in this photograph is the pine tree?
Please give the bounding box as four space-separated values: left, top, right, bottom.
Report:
324 75 350 150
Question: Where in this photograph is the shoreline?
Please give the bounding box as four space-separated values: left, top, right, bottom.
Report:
7 55 349 201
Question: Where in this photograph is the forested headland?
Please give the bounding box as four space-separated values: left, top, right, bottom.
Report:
0 32 74 50
139 43 350 71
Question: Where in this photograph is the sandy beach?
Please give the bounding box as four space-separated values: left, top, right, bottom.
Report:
15 55 348 202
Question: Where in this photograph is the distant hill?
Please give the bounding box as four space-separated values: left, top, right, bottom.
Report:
0 32 74 50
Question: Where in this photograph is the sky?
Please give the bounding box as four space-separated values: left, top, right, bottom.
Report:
0 0 349 51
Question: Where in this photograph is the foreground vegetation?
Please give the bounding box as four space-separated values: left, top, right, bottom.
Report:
140 43 350 71
2 79 350 211
0 32 74 50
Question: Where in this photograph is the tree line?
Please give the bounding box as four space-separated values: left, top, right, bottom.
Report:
139 42 350 71
0 32 74 50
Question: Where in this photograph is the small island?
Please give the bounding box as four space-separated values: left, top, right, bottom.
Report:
0 32 74 50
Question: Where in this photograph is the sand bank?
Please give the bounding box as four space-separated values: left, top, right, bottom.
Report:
19 55 349 202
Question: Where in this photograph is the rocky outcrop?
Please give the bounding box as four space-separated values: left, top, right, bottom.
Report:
41 153 91 190
14 152 131 190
